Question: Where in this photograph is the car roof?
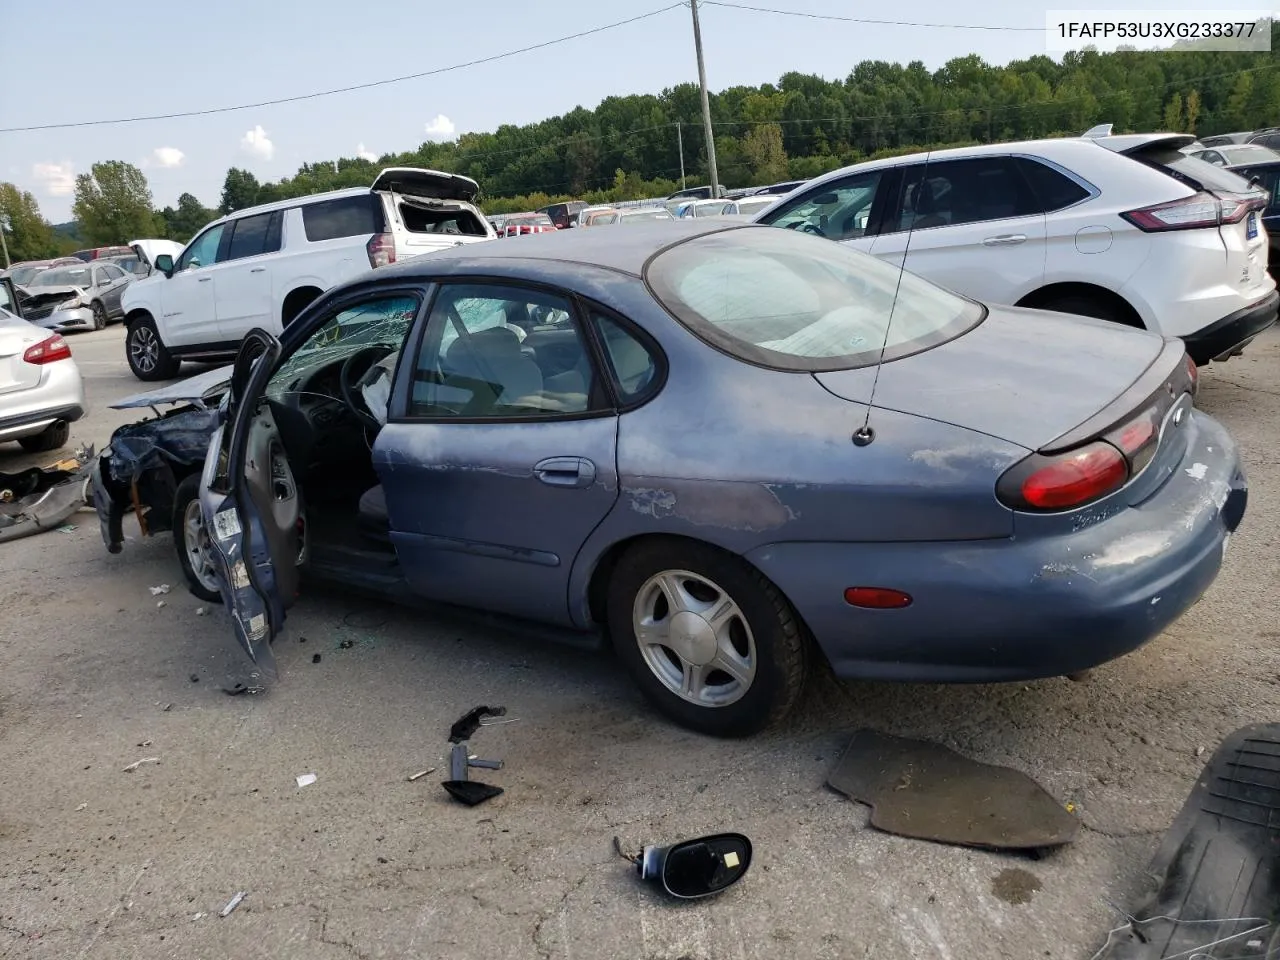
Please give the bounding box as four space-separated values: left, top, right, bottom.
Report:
209 186 372 225
378 219 734 279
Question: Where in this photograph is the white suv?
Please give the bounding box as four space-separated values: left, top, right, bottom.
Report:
753 133 1277 364
122 168 496 380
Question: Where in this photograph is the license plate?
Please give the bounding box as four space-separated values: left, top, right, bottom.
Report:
1247 212 1258 240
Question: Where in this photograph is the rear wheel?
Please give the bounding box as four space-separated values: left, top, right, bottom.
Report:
126 314 180 381
91 301 107 331
607 538 809 737
173 474 222 602
17 421 70 453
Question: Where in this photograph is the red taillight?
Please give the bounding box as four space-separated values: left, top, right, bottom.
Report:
23 333 72 365
367 232 395 268
844 586 913 609
1122 191 1261 232
1185 354 1199 395
1106 405 1161 474
1020 442 1127 510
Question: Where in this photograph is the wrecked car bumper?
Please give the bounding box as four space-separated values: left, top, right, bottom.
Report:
746 410 1246 682
0 448 93 542
38 306 94 331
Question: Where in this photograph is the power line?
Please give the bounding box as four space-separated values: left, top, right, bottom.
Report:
0 4 686 134
701 0 1042 32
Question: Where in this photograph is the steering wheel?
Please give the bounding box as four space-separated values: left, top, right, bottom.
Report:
340 345 395 432
799 222 825 237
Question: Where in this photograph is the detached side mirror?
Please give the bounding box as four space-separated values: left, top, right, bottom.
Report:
154 254 174 277
636 833 752 899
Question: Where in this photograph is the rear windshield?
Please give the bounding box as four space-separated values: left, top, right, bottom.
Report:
1133 145 1257 193
620 209 672 222
1222 145 1280 165
646 226 983 372
399 203 488 236
31 266 92 286
301 194 387 242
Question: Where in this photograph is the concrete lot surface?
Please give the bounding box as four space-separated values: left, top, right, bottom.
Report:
1 324 1277 959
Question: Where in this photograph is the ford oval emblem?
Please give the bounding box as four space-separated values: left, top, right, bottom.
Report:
1173 407 1186 427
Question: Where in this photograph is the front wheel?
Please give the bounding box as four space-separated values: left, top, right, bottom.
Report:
91 301 107 331
173 474 222 602
607 538 810 737
126 314 180 381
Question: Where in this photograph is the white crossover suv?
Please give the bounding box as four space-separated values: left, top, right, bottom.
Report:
753 131 1276 364
122 168 497 380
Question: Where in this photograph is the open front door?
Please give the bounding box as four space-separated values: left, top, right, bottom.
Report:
200 329 303 681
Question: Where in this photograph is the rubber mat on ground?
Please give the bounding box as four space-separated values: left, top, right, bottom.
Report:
826 728 1078 850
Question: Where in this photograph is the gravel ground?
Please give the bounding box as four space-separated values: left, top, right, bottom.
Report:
1 323 1277 960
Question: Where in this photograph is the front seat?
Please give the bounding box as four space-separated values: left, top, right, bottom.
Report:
443 326 543 413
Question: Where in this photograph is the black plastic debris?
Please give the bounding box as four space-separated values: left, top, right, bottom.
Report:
443 781 504 806
1092 723 1280 958
827 729 1078 850
338 640 354 650
189 673 200 684
312 654 322 664
449 705 506 744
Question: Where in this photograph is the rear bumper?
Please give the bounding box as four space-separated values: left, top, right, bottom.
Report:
0 360 86 442
745 411 1246 683
0 403 85 442
1182 290 1278 364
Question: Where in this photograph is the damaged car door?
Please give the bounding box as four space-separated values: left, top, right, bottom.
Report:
199 329 303 679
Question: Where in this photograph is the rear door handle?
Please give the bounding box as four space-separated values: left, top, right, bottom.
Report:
198 276 212 282
250 267 266 273
983 234 1027 246
533 457 597 488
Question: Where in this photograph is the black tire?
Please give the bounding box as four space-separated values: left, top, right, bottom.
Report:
126 313 180 381
90 301 107 331
1037 294 1125 325
607 538 809 737
173 474 222 603
17 420 70 453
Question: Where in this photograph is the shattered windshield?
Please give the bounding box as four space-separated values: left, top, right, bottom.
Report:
266 295 421 401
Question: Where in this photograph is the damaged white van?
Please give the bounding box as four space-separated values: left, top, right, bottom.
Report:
121 169 496 381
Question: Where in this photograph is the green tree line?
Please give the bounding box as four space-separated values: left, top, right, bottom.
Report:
7 29 1280 258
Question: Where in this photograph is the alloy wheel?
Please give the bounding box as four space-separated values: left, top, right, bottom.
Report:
182 499 221 594
632 569 757 707
130 325 158 374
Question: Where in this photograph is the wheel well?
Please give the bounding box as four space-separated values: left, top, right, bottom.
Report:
281 287 323 327
1015 283 1145 328
584 533 822 660
124 308 153 328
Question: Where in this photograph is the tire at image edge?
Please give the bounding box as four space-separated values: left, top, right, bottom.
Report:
606 538 810 737
17 420 70 453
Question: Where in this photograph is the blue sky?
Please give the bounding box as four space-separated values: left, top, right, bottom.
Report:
1 0 1244 221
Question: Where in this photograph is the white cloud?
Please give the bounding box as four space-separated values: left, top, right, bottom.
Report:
152 147 185 168
356 142 378 162
240 125 274 161
32 162 75 196
424 114 456 141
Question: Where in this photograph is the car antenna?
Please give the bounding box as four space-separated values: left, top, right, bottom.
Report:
852 153 931 448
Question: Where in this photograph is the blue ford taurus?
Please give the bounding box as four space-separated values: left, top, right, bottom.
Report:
198 221 1246 736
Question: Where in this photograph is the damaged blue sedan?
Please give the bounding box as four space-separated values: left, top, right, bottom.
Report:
186 222 1243 736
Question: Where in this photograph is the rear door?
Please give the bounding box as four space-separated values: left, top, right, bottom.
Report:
214 210 282 340
376 281 620 626
869 156 1047 304
98 264 128 316
199 330 297 678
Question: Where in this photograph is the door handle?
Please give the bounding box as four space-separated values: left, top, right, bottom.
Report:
198 276 212 282
533 457 597 488
250 267 266 273
983 234 1027 246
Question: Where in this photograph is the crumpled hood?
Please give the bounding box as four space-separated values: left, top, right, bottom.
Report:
22 285 83 304
813 304 1167 450
111 363 232 409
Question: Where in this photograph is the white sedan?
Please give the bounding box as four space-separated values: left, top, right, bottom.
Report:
0 279 86 453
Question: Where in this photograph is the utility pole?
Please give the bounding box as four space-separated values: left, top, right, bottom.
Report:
676 122 687 190
0 213 10 269
689 0 720 196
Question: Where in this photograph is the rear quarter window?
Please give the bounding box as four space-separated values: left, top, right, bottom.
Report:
301 194 387 242
1015 158 1092 211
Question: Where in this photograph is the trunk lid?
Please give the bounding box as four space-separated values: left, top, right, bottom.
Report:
813 304 1167 450
371 167 480 203
0 316 50 395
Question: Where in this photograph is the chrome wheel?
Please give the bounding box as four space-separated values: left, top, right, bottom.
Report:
182 499 221 594
632 569 757 707
130 325 159 374
92 302 107 330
